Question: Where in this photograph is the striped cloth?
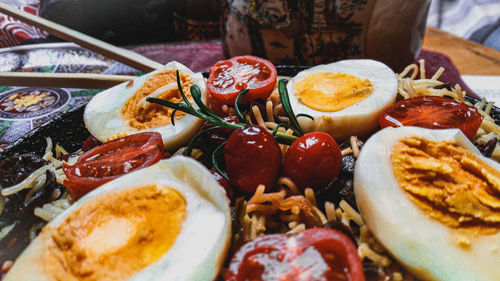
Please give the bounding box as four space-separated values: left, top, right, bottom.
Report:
428 0 500 51
0 0 47 47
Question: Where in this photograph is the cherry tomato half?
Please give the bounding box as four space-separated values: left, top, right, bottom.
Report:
225 227 365 281
224 125 282 194
81 135 101 152
379 96 483 140
207 55 277 105
283 132 342 191
62 132 164 197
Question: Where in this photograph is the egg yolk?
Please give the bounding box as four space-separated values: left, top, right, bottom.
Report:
294 72 374 112
42 184 186 281
392 137 500 235
122 69 194 130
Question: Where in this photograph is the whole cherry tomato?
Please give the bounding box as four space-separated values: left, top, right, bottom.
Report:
207 55 277 105
225 227 365 281
224 125 282 194
200 115 240 154
379 96 483 140
283 132 342 191
62 132 164 197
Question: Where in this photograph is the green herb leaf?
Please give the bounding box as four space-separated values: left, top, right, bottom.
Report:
176 70 191 106
170 109 178 126
234 89 250 124
212 141 230 181
185 126 221 157
271 122 299 136
296 113 314 120
278 79 303 136
190 85 222 121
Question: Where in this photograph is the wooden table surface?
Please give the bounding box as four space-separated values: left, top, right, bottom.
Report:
423 27 500 75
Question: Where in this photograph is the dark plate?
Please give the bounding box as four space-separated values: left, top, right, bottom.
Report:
1 65 499 160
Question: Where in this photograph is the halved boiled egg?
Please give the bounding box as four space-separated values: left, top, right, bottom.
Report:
5 156 231 281
354 126 500 281
287 59 398 140
84 61 206 151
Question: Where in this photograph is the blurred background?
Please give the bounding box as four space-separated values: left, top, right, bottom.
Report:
0 0 498 51
428 0 500 51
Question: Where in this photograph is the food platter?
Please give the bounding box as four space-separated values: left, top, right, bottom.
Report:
1 62 500 281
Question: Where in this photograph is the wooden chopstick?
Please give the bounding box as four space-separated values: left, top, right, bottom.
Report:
0 3 164 73
0 72 136 89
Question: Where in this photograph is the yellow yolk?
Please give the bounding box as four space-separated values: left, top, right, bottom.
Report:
392 136 500 235
294 72 374 112
121 69 194 130
42 184 186 281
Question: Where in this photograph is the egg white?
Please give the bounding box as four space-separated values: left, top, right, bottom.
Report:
84 61 206 151
5 156 231 281
354 126 500 281
287 59 398 141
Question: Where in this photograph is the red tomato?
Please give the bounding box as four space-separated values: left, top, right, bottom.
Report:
62 132 164 197
207 55 277 105
201 116 240 154
379 96 483 140
224 125 282 194
225 227 365 281
81 135 101 152
283 132 342 191
210 169 234 203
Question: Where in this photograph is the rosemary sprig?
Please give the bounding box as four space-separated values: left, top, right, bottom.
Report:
234 89 250 124
212 141 229 180
296 113 314 120
271 122 300 136
146 83 298 144
278 80 304 136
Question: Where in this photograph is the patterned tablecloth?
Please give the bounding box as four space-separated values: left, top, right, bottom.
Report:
0 42 224 150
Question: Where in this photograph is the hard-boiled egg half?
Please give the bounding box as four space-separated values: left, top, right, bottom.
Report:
84 61 205 151
5 156 231 281
354 126 500 281
287 59 398 140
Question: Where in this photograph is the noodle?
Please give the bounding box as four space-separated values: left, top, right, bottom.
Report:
42 137 53 161
277 177 300 195
304 188 317 206
341 147 353 156
266 100 275 122
350 136 361 158
359 243 391 267
340 200 364 226
1 165 52 196
430 67 445 81
418 59 426 80
252 105 266 127
325 201 336 222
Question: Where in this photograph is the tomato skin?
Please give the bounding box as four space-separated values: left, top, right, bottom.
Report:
201 116 240 154
379 96 483 140
81 135 101 152
207 55 277 105
225 227 365 281
62 132 164 197
224 125 282 194
283 132 342 191
210 169 234 203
